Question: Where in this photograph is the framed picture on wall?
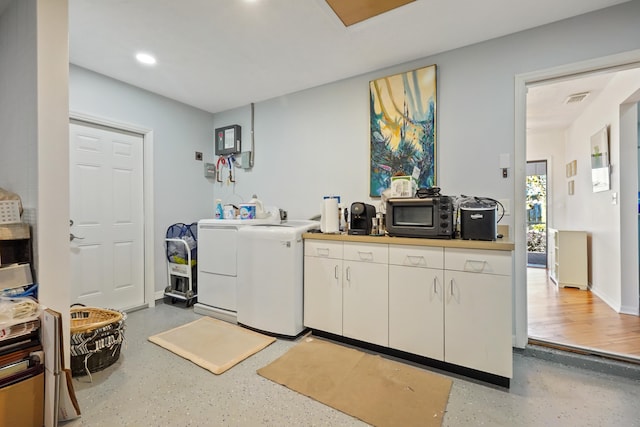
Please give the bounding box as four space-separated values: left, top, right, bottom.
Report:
369 64 437 197
590 126 610 192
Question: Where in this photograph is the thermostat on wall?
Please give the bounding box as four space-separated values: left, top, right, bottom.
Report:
214 125 241 155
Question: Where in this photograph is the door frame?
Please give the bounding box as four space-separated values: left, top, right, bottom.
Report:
514 49 640 348
70 111 156 309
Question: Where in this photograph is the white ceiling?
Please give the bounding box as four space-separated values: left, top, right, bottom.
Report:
67 0 630 117
0 0 629 130
527 64 640 132
527 73 617 131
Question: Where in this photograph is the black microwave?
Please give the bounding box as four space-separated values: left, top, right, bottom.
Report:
386 196 455 239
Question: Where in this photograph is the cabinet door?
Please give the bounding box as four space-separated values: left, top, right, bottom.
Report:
389 265 444 359
444 270 512 377
555 230 587 289
303 255 343 335
198 227 237 276
342 260 388 346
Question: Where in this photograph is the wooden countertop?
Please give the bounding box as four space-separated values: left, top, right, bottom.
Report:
302 232 514 251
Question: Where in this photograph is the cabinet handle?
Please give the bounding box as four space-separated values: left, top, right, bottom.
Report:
357 251 374 261
450 278 454 296
408 255 425 266
464 259 487 272
346 266 351 282
317 248 330 257
433 277 438 294
69 233 85 242
334 265 339 280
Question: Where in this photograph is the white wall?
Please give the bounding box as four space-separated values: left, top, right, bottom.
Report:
560 69 640 313
0 0 37 207
620 99 640 314
36 0 70 379
69 65 215 296
212 1 640 346
213 2 640 221
0 0 70 328
0 1 70 418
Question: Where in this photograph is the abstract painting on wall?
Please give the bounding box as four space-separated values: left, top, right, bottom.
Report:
369 64 436 197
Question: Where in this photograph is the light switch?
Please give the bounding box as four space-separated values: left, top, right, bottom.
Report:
500 153 510 178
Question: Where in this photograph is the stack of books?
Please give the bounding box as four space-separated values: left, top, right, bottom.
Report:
0 301 44 427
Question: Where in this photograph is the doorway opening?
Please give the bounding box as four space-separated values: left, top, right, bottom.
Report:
526 160 547 268
522 60 640 361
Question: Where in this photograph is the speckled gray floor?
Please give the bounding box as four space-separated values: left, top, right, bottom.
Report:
60 303 640 427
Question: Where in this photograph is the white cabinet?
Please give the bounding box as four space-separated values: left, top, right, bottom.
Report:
389 245 444 359
303 240 343 335
444 248 512 378
343 242 389 346
548 229 588 290
303 241 389 346
303 237 513 381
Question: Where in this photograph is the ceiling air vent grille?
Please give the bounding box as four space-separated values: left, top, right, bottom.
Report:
565 92 590 104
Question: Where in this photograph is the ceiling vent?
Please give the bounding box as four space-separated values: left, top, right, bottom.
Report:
565 92 590 104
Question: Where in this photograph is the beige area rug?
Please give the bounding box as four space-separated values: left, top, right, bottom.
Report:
148 317 275 375
257 337 452 427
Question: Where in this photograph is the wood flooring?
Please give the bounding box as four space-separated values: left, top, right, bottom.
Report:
527 267 640 361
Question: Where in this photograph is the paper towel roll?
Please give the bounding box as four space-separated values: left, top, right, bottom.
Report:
321 198 339 233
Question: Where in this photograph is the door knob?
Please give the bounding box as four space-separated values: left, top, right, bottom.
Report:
70 233 85 242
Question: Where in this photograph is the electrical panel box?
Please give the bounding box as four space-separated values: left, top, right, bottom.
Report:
214 125 241 155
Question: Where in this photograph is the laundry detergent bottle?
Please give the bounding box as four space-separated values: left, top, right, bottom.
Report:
215 199 223 219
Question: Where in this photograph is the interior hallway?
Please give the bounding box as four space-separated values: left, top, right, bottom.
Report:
62 302 640 426
527 267 640 360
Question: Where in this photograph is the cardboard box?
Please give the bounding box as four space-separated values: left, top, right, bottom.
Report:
0 371 44 427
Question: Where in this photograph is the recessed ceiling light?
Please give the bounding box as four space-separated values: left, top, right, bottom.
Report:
136 52 157 65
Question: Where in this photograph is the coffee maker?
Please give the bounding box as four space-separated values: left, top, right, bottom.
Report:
348 202 376 235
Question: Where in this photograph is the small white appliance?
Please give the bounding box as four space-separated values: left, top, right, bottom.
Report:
236 220 319 337
194 207 281 323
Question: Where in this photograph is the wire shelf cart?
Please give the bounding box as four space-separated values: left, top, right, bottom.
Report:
164 223 198 306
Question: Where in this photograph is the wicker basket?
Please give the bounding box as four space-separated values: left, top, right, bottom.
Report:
70 306 126 377
70 307 123 334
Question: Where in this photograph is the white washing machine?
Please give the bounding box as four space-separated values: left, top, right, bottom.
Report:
236 220 320 337
194 208 281 323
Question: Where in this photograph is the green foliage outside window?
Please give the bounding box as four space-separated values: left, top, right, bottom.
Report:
526 174 547 253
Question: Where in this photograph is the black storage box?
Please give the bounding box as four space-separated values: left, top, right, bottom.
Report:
460 201 497 241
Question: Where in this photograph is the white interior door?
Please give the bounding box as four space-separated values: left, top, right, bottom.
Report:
69 121 144 310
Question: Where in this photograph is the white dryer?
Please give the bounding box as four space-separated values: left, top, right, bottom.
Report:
236 220 319 337
194 208 281 323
